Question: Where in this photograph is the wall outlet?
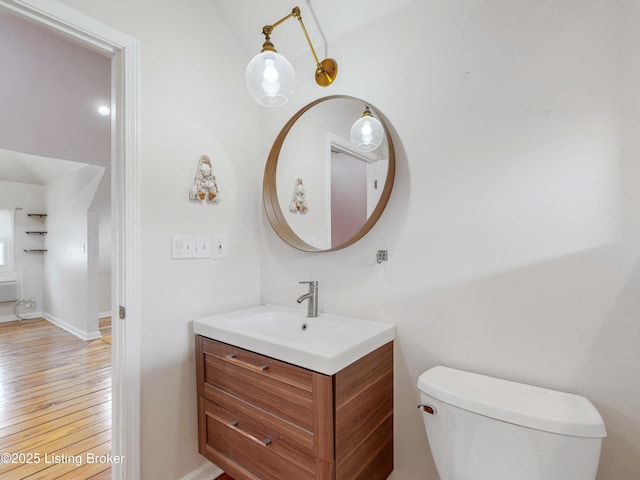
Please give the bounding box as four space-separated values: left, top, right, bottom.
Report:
213 234 228 259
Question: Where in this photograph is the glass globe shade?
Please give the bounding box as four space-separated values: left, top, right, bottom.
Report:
245 50 295 107
350 114 384 152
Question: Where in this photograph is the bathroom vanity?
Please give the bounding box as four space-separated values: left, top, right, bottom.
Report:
193 305 395 480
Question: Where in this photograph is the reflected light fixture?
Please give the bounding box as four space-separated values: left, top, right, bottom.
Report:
245 6 338 107
350 106 384 152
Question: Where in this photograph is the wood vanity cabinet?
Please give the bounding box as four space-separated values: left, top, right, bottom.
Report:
195 335 393 480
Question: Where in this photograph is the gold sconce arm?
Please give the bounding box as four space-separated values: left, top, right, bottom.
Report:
260 6 337 87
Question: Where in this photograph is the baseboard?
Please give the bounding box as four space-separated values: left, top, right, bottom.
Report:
0 311 43 323
1 310 105 340
180 462 223 480
99 310 112 319
43 313 102 341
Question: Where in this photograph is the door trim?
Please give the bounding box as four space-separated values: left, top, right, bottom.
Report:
0 1 142 478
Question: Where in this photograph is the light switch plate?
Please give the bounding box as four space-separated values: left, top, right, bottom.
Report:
172 235 188 259
195 235 212 259
172 234 212 259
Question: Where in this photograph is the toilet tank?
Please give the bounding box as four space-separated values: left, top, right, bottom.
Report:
417 366 606 480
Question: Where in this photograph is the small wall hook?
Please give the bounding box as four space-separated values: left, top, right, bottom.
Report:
376 250 388 264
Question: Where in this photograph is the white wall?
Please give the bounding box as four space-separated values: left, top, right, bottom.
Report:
90 171 111 314
43 0 640 479
0 181 46 319
44 164 105 338
0 171 109 326
57 1 263 478
259 1 640 479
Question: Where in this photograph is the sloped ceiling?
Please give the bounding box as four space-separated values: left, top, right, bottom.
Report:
0 10 110 185
211 0 413 60
0 148 86 186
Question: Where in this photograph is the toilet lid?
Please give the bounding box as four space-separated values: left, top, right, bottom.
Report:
418 366 607 438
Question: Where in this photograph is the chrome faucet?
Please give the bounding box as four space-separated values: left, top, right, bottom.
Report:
297 281 318 318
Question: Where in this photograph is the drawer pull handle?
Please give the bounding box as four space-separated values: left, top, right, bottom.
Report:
224 354 269 372
229 419 273 447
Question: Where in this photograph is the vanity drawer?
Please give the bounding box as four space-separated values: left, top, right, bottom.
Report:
196 335 394 480
197 337 315 430
204 387 315 464
199 396 315 480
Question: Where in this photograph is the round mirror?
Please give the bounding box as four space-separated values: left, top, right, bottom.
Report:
263 95 395 252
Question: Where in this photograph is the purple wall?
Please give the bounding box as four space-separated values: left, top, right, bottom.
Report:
0 13 110 166
331 151 367 247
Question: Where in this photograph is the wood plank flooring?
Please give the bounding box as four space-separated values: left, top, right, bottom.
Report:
0 317 111 479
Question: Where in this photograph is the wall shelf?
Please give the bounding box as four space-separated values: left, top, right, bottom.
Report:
25 214 47 253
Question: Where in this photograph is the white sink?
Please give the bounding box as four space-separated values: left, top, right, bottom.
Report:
192 304 395 375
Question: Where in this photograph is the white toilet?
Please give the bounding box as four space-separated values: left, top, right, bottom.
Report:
417 366 606 480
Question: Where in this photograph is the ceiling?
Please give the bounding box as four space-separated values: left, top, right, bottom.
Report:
0 11 110 186
211 0 413 60
0 148 87 186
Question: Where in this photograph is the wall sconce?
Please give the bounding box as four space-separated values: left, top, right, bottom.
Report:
350 106 384 152
245 6 338 107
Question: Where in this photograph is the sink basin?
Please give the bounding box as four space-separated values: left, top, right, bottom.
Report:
192 304 395 375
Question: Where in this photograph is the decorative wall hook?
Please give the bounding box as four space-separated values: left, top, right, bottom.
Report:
289 177 308 214
189 155 219 202
376 250 388 264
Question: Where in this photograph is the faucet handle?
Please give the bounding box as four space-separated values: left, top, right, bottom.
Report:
299 280 318 287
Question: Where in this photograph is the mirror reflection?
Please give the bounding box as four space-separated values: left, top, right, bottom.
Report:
264 95 395 252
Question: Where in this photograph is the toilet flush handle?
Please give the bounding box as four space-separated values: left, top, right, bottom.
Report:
418 404 437 415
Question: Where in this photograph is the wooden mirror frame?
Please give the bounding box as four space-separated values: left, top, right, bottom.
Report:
263 95 395 252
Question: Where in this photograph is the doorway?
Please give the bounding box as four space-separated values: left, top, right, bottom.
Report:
331 150 368 246
0 1 140 478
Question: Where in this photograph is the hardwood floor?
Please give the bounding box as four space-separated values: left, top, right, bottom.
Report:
0 317 111 479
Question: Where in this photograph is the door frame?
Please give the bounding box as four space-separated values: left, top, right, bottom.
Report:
0 1 141 478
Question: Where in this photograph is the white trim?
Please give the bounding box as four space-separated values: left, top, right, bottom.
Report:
111 38 142 480
0 310 40 323
42 312 102 340
98 310 113 319
0 2 141 479
327 131 382 164
1 0 132 54
0 311 104 334
180 463 223 480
